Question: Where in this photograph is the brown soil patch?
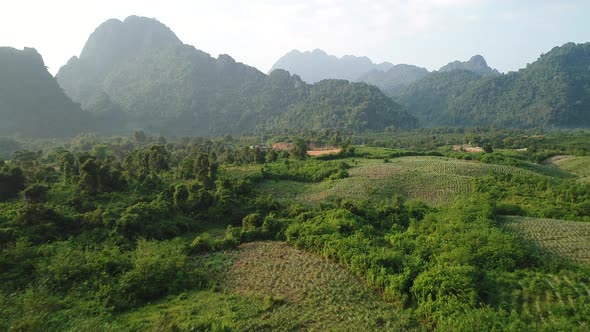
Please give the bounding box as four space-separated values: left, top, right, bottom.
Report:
306 148 342 156
452 144 484 153
272 142 293 151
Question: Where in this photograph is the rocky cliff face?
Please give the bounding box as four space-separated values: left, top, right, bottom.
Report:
439 55 500 76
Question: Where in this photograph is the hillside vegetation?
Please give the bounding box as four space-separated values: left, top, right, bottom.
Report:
547 155 590 182
56 17 416 137
398 42 590 128
110 241 407 331
0 48 90 137
1 131 589 331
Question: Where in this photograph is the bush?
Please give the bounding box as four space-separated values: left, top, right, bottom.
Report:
117 238 202 309
242 212 262 229
411 264 479 305
190 233 213 253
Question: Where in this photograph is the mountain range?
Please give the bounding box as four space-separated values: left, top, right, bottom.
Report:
272 45 590 128
54 16 416 137
270 49 500 96
269 49 394 83
1 15 589 139
397 43 590 128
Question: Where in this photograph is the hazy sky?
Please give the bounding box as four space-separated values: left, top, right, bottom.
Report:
1 0 589 74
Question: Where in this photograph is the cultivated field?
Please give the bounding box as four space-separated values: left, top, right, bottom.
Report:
503 216 590 263
496 270 590 328
260 156 550 206
546 155 590 182
116 242 407 331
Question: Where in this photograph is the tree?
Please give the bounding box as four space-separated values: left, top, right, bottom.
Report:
148 145 170 172
22 184 48 204
265 149 278 163
173 184 189 210
290 138 307 160
79 159 100 195
0 166 26 200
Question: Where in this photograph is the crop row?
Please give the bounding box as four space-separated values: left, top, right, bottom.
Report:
503 216 590 263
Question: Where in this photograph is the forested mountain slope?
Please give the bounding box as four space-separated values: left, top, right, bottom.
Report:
397 43 590 128
0 47 90 138
396 70 482 125
56 17 416 136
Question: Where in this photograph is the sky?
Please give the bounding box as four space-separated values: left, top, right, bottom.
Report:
1 0 589 75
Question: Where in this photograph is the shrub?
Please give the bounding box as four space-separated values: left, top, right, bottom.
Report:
190 233 213 253
117 238 201 308
242 212 262 229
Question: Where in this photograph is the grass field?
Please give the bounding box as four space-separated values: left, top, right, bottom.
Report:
260 156 553 207
115 242 410 331
503 216 590 263
546 155 590 182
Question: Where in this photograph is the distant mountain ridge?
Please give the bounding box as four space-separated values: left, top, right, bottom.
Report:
357 64 431 96
270 49 504 98
360 55 498 98
3 16 589 138
270 49 394 83
56 16 417 136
